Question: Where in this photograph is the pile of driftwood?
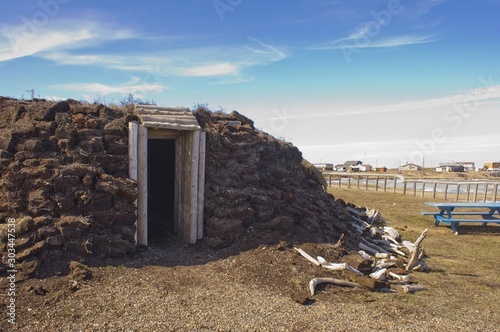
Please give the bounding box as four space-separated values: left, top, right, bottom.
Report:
295 206 428 297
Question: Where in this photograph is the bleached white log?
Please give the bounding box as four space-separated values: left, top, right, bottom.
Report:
369 227 380 237
358 250 373 261
381 244 406 257
401 284 425 293
382 226 400 240
369 268 388 280
412 261 429 272
388 272 412 284
374 253 390 259
309 278 360 296
402 240 415 252
294 247 320 266
382 234 400 246
375 259 398 269
406 228 429 271
317 256 364 276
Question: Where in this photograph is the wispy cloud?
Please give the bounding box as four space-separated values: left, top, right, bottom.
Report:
0 20 134 62
310 33 436 50
50 77 166 97
41 37 287 81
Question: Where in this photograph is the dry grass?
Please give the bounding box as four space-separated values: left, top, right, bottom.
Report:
330 187 500 327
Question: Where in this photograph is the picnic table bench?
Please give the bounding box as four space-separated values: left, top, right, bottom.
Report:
421 202 500 234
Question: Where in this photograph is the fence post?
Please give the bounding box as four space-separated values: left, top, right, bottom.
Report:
375 176 379 191
466 184 471 202
393 176 397 193
357 175 361 189
348 175 351 188
483 183 488 202
432 182 437 199
403 181 408 195
384 177 388 192
444 183 449 201
494 184 498 202
473 183 479 202
456 184 460 202
338 174 342 188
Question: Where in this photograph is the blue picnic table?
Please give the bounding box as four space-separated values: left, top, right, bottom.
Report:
422 202 500 234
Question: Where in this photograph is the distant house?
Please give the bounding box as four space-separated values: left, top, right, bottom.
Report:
436 163 466 172
455 161 475 170
399 163 422 172
375 167 387 173
351 164 372 172
484 162 500 170
336 160 362 172
313 163 333 172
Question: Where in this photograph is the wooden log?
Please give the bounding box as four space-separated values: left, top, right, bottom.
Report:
309 278 359 296
401 284 425 293
137 125 148 246
388 272 412 284
406 228 428 271
316 257 364 276
294 247 320 266
196 131 206 240
369 268 387 280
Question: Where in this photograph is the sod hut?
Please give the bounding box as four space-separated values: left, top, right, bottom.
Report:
0 97 355 280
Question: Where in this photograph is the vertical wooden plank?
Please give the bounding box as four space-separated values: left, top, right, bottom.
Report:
128 122 138 243
473 183 479 202
455 184 460 202
189 130 200 244
444 183 449 201
392 176 397 193
483 183 488 202
338 174 341 188
356 175 360 189
466 184 471 202
365 175 369 190
174 136 182 235
328 175 332 188
375 176 379 191
421 182 425 198
197 131 206 240
383 177 387 192
413 181 417 196
403 181 408 195
181 131 191 242
493 184 498 202
137 125 148 246
432 182 437 199
347 175 351 188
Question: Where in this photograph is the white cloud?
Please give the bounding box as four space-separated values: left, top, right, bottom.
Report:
40 37 287 81
310 34 436 50
50 77 166 97
0 20 135 62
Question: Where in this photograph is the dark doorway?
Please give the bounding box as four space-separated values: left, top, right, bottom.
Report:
147 139 176 243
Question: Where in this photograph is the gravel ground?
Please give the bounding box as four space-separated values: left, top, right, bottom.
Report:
2 240 499 332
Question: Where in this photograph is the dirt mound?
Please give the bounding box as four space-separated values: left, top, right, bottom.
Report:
0 97 137 280
0 97 362 281
194 107 356 249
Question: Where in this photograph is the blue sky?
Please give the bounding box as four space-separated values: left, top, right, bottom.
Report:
1 0 500 168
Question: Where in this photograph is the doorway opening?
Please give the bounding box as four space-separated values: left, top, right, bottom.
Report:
147 138 176 244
